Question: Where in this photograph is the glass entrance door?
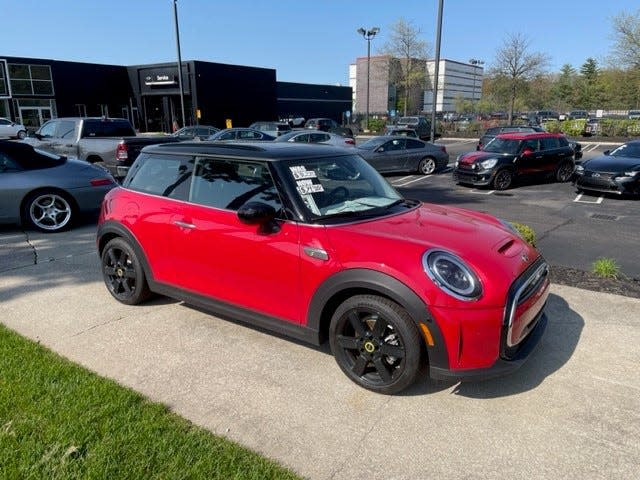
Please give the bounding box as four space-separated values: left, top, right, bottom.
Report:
19 107 53 131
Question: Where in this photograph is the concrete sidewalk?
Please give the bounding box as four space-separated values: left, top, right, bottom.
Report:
1 228 639 479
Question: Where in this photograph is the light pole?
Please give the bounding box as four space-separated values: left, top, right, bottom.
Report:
469 58 484 107
173 0 186 130
430 0 443 143
357 26 380 131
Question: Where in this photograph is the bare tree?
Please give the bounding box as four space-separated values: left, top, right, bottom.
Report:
491 33 549 123
610 9 640 68
380 18 429 116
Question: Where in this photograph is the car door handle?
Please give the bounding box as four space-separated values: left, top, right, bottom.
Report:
174 220 196 229
65 144 74 147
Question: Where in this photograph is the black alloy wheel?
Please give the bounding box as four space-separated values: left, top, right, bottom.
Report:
555 161 574 182
493 169 513 190
101 238 151 305
329 295 422 394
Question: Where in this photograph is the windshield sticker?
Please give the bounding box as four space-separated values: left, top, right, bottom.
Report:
290 166 317 180
296 179 324 195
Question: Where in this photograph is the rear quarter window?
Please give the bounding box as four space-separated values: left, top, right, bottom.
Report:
82 119 135 138
125 153 193 200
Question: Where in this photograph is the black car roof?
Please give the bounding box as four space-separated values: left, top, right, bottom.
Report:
140 140 352 161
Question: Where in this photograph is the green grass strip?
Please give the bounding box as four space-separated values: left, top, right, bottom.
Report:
0 324 301 480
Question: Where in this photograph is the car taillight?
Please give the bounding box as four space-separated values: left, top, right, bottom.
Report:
115 142 128 161
90 178 115 187
345 138 355 145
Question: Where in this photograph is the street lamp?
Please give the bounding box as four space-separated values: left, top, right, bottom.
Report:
173 0 186 130
469 58 484 106
357 26 380 131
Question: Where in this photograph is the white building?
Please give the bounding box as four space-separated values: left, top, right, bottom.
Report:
424 59 484 113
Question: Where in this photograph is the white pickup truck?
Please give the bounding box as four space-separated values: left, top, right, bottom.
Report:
23 117 179 179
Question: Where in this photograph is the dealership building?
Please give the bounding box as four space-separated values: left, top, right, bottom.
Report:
0 56 352 133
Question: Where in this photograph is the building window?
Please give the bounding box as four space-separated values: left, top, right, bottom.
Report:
8 64 54 96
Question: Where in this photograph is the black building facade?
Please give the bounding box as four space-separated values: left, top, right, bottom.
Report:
1 55 351 133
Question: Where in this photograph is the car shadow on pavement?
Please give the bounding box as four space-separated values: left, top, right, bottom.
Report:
443 293 583 398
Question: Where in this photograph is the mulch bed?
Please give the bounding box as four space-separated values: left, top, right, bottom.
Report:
549 265 640 299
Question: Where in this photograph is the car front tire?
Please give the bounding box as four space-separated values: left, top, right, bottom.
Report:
555 161 574 182
329 295 423 394
17 130 26 139
492 169 513 190
101 237 151 305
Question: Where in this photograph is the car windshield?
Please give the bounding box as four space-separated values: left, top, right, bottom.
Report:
281 154 404 219
483 138 521 155
610 143 640 158
357 137 388 150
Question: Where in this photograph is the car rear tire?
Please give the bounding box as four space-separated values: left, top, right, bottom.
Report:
101 237 151 305
329 295 423 394
418 157 437 175
17 130 26 139
555 161 574 182
23 190 74 232
493 169 513 190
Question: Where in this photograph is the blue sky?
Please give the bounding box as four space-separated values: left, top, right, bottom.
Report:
1 0 637 85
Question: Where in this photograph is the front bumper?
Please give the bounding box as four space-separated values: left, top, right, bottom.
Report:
428 257 550 382
430 311 547 381
452 167 496 186
574 173 640 196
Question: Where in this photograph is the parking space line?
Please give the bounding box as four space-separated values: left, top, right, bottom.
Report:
393 176 431 187
584 144 601 153
574 193 604 204
468 189 495 195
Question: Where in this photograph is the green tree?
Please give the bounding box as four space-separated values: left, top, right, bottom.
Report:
380 18 429 116
552 64 578 109
491 33 549 123
610 9 640 68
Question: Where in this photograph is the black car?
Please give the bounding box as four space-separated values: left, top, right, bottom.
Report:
454 132 576 190
304 118 354 138
172 125 220 141
477 125 544 150
573 141 640 197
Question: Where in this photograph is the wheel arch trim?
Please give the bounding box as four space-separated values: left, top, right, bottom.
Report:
307 268 450 371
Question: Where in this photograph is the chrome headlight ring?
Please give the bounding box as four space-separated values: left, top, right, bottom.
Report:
422 250 482 301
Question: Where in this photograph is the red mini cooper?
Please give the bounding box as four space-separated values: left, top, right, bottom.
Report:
97 142 550 394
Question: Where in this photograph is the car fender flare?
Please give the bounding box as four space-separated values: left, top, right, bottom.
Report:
307 268 449 370
97 221 154 283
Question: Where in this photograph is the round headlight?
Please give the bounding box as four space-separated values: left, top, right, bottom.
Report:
480 158 498 169
422 250 482 301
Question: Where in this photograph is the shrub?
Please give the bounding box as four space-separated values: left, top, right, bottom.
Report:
511 222 536 247
591 257 620 279
366 118 386 133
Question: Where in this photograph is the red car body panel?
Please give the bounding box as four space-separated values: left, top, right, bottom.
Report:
100 186 549 374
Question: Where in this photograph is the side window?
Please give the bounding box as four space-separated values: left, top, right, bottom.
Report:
521 139 539 151
405 139 424 149
541 137 560 150
0 119 11 126
0 152 21 172
56 120 76 139
386 139 405 151
189 158 283 213
293 134 309 143
220 131 235 140
38 120 58 138
125 154 193 200
310 133 329 142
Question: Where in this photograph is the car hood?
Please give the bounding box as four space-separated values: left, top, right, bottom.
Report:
584 155 640 172
324 203 541 307
458 151 510 165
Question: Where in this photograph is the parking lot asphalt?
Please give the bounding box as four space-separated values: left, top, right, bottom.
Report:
1 225 639 479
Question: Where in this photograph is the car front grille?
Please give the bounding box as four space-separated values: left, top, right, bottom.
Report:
501 258 549 359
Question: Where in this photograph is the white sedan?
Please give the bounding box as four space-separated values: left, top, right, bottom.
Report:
0 117 27 139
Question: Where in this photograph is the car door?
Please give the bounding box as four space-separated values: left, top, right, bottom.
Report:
170 156 303 323
0 118 16 138
369 138 407 172
0 152 23 221
539 136 570 174
405 138 429 170
517 138 543 175
28 119 59 152
52 120 79 157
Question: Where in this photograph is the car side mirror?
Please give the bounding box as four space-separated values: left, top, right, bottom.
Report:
522 148 534 156
34 132 43 140
603 150 610 156
237 201 280 233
